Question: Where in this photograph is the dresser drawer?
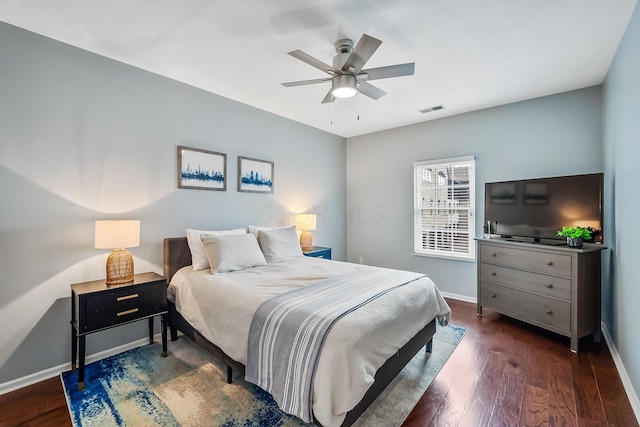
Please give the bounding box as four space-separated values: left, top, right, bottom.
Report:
480 244 571 277
480 282 570 332
479 263 571 301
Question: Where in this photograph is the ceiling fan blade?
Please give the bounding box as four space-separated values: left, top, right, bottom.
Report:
341 34 382 74
288 50 339 75
358 82 387 100
321 90 334 104
282 77 332 87
360 63 415 81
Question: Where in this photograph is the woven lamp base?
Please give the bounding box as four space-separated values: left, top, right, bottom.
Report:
300 230 313 252
106 248 135 285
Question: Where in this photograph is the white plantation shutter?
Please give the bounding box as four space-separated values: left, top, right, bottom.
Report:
414 156 476 261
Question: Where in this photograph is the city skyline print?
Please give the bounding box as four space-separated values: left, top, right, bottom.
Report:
178 146 227 191
238 156 274 194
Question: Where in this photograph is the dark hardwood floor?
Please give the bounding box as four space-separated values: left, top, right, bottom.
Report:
403 299 639 427
0 298 636 427
0 376 70 426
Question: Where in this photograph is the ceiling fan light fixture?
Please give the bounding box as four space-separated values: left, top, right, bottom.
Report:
282 34 414 104
331 74 357 98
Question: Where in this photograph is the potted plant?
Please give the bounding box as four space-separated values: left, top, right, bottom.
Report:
557 226 593 248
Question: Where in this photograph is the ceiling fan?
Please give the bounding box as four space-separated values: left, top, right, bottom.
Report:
281 34 415 103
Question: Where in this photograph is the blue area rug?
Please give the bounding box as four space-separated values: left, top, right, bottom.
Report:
61 323 466 427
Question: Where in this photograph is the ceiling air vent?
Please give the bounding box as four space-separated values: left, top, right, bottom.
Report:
419 105 445 114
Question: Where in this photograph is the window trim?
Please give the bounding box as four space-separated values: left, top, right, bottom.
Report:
413 155 476 262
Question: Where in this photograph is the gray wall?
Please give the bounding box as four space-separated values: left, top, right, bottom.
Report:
0 22 346 384
346 87 603 297
603 0 640 403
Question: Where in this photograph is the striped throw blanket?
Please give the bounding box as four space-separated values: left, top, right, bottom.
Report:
244 267 426 423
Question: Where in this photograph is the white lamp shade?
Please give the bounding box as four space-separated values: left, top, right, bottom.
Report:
95 220 140 249
294 214 317 231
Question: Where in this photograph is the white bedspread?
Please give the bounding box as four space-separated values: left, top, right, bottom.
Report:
168 257 451 427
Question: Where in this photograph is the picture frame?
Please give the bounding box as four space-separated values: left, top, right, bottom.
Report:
177 146 227 191
238 156 274 193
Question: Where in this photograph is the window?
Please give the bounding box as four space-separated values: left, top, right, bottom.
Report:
414 156 476 261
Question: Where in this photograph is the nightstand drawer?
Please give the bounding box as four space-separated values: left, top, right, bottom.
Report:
86 282 161 311
85 298 164 331
78 281 167 333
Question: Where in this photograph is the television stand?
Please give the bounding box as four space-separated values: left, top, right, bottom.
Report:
477 238 606 352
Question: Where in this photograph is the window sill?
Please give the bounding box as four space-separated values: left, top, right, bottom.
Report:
413 251 477 262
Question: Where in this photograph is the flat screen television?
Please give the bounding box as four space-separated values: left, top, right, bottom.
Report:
484 173 603 244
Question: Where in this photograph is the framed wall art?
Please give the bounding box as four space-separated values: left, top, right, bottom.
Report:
238 156 274 193
177 146 227 191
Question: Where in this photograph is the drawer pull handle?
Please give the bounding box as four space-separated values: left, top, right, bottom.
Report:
117 293 139 302
546 310 553 315
491 272 497 276
547 261 554 266
546 284 553 288
117 308 139 317
491 293 496 298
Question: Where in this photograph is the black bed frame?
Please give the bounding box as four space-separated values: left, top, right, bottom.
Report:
163 237 436 427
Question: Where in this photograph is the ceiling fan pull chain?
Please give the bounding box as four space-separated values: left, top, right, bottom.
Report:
357 89 360 120
330 94 334 124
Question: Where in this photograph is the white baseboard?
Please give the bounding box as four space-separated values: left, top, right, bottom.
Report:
600 322 640 423
440 291 477 304
0 334 161 396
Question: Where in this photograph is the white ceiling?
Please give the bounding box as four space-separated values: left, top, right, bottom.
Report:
0 0 637 138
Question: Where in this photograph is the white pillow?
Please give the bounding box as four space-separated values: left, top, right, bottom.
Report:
201 233 267 274
257 226 304 263
248 224 291 238
186 227 247 271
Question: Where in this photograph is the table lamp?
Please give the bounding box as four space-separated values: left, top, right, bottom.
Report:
95 220 140 285
294 214 317 252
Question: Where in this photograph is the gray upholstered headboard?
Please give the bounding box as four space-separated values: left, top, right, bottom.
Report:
163 237 191 282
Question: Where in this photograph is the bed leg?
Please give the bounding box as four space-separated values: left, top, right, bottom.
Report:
226 365 233 384
425 338 433 353
167 305 179 341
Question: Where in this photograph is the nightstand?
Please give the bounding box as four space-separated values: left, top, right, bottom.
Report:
70 272 167 390
303 246 332 259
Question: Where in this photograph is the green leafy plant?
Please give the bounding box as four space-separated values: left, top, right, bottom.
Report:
557 226 593 240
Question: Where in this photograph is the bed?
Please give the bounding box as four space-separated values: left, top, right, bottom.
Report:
163 235 450 427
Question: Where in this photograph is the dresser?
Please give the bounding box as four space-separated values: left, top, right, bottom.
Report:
476 238 605 352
